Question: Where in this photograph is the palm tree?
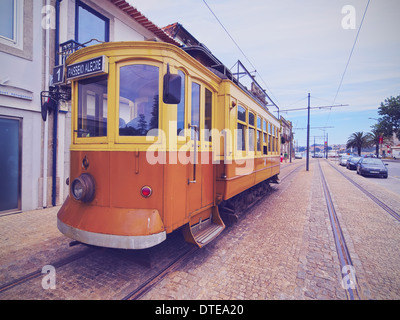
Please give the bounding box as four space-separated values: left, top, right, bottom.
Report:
346 131 373 156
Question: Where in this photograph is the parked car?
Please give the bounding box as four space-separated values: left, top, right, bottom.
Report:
357 158 388 178
364 153 377 158
346 156 362 170
339 154 351 166
295 152 303 159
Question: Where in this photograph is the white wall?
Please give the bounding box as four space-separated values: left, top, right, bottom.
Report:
58 0 165 203
0 1 44 211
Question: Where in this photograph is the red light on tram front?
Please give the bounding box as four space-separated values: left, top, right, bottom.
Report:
140 186 152 198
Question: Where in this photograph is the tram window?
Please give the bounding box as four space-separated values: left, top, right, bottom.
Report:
257 117 261 152
249 129 254 152
237 123 246 151
237 106 246 151
268 134 271 152
249 112 255 152
191 82 200 140
272 126 276 152
237 105 246 122
177 70 185 136
249 112 255 126
119 64 159 137
204 88 212 142
77 75 108 137
263 120 268 155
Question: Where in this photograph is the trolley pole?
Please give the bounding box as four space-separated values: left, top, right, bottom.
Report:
306 93 310 171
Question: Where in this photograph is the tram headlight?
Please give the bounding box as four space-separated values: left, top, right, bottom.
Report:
71 173 96 203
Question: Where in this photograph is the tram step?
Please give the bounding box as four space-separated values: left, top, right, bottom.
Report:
193 224 224 245
182 206 225 248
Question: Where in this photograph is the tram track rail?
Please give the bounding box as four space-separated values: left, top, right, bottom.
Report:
0 164 305 299
124 163 306 300
0 246 97 295
326 160 400 223
279 162 305 183
318 160 361 300
122 246 198 300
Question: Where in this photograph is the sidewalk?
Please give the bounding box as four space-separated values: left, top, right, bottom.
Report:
0 205 84 286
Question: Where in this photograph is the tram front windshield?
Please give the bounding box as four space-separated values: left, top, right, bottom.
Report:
76 64 160 139
118 64 159 137
77 75 108 138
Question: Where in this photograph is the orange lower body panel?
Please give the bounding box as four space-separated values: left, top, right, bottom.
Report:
58 197 164 236
216 155 280 200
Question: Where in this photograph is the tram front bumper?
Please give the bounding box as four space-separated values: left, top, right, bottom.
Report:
57 219 166 249
57 196 166 249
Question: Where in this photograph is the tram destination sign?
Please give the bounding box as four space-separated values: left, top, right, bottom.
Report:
66 55 108 81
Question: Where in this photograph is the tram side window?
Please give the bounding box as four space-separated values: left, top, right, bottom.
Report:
191 82 200 140
249 112 255 152
268 123 272 152
177 70 185 136
204 88 212 142
257 117 262 152
119 64 159 136
237 105 246 151
263 119 268 155
77 75 108 137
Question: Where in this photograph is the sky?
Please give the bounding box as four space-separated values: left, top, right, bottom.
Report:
128 0 400 147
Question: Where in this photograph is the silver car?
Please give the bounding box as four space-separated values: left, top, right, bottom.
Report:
339 154 351 166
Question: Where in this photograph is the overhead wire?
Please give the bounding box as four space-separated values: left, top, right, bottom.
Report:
325 0 371 126
202 0 280 106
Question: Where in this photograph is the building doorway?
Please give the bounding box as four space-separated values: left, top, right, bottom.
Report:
0 116 21 212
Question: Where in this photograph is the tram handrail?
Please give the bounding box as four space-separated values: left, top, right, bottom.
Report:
188 124 198 184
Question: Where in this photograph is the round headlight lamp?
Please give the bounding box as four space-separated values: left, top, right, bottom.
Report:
71 173 96 203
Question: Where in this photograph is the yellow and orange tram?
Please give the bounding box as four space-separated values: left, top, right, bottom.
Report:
57 41 281 249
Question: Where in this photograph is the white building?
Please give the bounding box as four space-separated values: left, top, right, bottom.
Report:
0 0 43 213
0 0 178 214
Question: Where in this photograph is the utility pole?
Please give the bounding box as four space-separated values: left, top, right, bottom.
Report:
274 95 347 172
314 136 316 158
306 93 310 171
289 125 293 163
326 132 329 159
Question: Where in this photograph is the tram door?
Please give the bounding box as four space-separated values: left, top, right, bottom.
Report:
187 83 214 215
187 82 202 213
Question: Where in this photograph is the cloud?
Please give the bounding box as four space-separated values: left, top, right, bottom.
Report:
127 0 400 145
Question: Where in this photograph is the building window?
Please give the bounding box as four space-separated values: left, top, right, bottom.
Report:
75 0 109 45
0 0 15 41
0 0 23 50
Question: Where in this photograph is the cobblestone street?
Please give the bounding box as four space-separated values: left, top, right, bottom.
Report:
1 159 400 301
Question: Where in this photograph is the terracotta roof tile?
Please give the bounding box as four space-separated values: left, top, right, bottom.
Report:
108 0 180 46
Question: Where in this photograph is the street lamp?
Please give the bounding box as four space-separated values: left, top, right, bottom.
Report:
369 117 382 157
